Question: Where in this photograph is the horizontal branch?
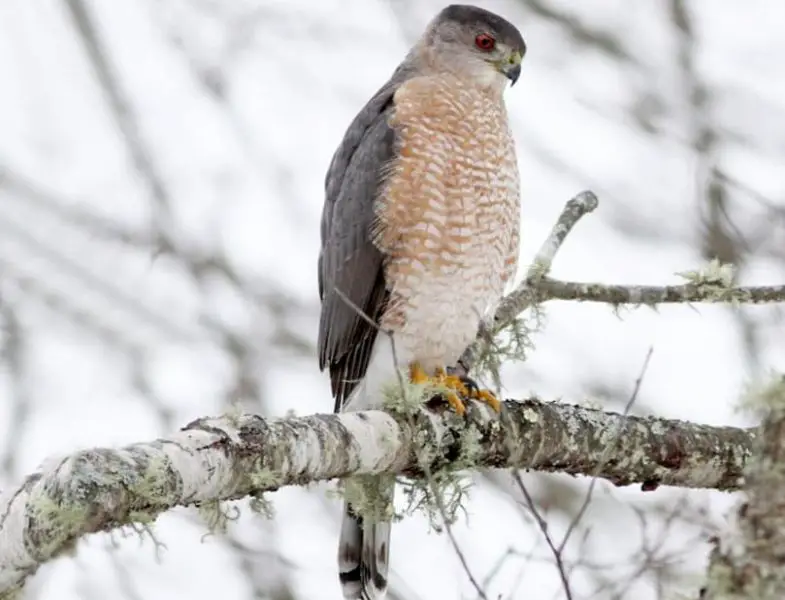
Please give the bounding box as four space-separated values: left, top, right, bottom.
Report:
0 398 753 595
534 277 785 305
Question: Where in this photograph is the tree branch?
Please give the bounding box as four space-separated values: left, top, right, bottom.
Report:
457 189 784 377
533 277 785 305
0 398 753 595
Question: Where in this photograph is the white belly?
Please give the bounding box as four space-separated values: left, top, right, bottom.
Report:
395 254 506 370
342 255 506 413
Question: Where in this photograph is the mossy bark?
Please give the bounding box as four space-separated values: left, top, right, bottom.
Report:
0 398 754 596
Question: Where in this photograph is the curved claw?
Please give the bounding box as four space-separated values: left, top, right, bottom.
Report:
443 391 467 416
459 374 502 412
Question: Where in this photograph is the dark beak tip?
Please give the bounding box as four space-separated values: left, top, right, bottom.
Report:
508 65 521 86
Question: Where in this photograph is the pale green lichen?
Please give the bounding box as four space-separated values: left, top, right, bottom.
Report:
127 453 173 502
676 259 743 304
197 500 240 536
127 510 156 524
0 582 25 600
380 375 430 416
249 493 275 519
110 522 166 561
677 258 735 288
400 422 484 530
343 474 398 523
474 306 544 390
324 486 343 502
455 424 483 467
249 467 282 490
246 469 280 518
527 258 551 281
611 302 638 319
401 469 471 532
336 411 400 524
26 493 88 558
738 373 785 415
704 561 776 600
702 374 785 599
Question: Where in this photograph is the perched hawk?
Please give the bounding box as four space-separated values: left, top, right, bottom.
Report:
318 5 525 599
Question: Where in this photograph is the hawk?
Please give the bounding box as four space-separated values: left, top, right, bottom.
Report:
317 5 525 599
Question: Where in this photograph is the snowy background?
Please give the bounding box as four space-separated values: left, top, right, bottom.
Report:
1 0 784 598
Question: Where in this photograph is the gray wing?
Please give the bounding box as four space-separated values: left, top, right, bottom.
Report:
318 71 410 412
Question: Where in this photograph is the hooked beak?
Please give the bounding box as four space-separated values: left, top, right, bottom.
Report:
499 50 522 86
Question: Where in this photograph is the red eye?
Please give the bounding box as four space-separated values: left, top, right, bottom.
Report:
475 33 495 51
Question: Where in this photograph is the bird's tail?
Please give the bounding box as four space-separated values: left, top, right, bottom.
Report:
338 479 393 600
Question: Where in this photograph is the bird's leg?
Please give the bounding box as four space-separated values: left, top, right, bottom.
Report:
408 362 431 386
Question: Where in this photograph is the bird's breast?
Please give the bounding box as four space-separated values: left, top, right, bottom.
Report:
373 74 520 365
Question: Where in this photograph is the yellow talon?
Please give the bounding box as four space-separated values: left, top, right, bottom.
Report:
475 389 502 412
409 363 431 386
437 371 469 397
409 363 501 415
444 392 467 416
409 363 468 416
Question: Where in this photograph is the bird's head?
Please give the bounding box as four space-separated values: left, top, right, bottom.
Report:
420 4 526 90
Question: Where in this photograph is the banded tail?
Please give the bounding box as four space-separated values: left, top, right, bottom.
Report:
337 481 393 599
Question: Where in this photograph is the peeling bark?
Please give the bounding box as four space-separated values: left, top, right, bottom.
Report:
0 398 754 596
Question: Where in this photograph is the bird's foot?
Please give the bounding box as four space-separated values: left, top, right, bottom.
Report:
409 363 468 415
408 364 502 415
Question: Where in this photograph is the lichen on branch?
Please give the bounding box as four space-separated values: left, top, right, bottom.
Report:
703 376 785 599
0 397 755 596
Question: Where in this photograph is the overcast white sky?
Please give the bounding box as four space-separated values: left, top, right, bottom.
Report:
1 1 784 598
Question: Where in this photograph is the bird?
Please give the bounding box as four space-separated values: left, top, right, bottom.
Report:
317 5 525 599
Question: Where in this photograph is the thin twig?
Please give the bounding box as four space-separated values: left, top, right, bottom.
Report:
533 278 785 305
513 471 574 600
559 346 654 553
423 465 489 600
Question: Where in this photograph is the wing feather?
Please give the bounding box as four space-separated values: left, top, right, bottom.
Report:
318 73 408 411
